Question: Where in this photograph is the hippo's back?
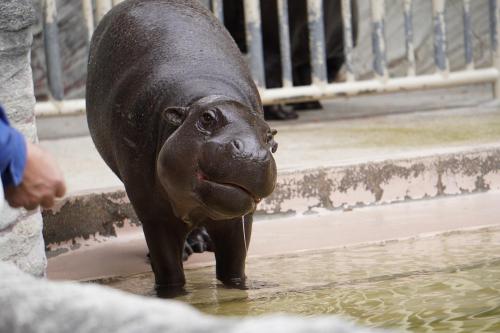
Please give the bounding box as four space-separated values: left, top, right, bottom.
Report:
86 0 260 178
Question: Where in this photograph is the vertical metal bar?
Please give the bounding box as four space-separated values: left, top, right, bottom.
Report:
211 0 224 24
307 0 327 85
370 0 388 80
277 0 293 87
490 0 500 98
432 0 449 75
403 0 416 76
81 0 94 44
243 0 265 87
96 0 112 23
462 0 473 70
42 0 64 100
341 0 355 81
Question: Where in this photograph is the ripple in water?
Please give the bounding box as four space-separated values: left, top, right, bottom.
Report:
100 227 500 333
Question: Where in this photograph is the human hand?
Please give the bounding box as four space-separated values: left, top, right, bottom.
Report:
5 141 66 210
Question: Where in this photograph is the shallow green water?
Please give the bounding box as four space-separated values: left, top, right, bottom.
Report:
102 227 500 332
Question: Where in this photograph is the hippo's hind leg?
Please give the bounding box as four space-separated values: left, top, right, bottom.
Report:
183 227 214 261
205 214 252 288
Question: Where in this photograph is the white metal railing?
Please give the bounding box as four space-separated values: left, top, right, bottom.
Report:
35 0 500 117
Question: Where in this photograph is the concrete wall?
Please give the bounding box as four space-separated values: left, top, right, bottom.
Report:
0 0 46 277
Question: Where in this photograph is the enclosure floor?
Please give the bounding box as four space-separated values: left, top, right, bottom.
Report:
100 226 500 333
38 84 500 194
47 190 500 281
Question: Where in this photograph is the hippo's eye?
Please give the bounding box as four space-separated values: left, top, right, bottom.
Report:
202 110 216 123
197 109 218 133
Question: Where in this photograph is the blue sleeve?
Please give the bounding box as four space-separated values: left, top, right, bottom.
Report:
0 105 27 188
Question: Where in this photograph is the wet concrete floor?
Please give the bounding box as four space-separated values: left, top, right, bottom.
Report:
99 226 500 333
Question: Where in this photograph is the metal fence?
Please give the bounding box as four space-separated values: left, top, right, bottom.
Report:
35 0 500 117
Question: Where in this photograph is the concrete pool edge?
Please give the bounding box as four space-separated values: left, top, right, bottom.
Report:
43 143 500 255
47 191 500 281
88 223 500 283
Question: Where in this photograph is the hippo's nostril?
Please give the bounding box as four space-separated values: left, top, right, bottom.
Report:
231 139 243 152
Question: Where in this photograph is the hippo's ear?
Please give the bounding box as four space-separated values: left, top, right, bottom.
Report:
162 107 188 127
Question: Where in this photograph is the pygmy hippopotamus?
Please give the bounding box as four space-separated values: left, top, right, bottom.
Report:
86 0 278 296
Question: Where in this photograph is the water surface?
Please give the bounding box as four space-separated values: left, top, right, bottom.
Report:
101 227 500 332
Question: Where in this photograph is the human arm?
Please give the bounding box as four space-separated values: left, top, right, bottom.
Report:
0 107 27 190
0 106 66 210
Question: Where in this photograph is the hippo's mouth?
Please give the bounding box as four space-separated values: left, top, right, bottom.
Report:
196 170 261 204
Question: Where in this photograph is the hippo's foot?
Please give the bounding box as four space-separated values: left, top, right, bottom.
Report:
264 104 299 121
155 283 188 298
182 227 214 261
225 279 280 291
219 276 249 290
291 100 323 111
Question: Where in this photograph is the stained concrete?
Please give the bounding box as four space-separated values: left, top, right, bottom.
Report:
47 190 500 281
39 85 500 252
259 146 500 215
43 190 139 254
41 144 500 255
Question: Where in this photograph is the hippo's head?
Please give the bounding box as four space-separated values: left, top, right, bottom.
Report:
157 96 277 222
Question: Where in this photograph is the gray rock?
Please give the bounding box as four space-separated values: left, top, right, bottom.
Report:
0 0 36 31
0 26 36 127
0 261 386 333
0 204 22 230
0 211 46 277
0 0 46 277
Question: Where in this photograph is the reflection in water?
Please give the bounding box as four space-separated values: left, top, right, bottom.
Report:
100 227 500 332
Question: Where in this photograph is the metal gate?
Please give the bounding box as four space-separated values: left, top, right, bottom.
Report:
35 0 500 116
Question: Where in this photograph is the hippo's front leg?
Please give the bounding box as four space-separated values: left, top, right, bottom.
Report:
140 213 190 298
205 214 252 288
